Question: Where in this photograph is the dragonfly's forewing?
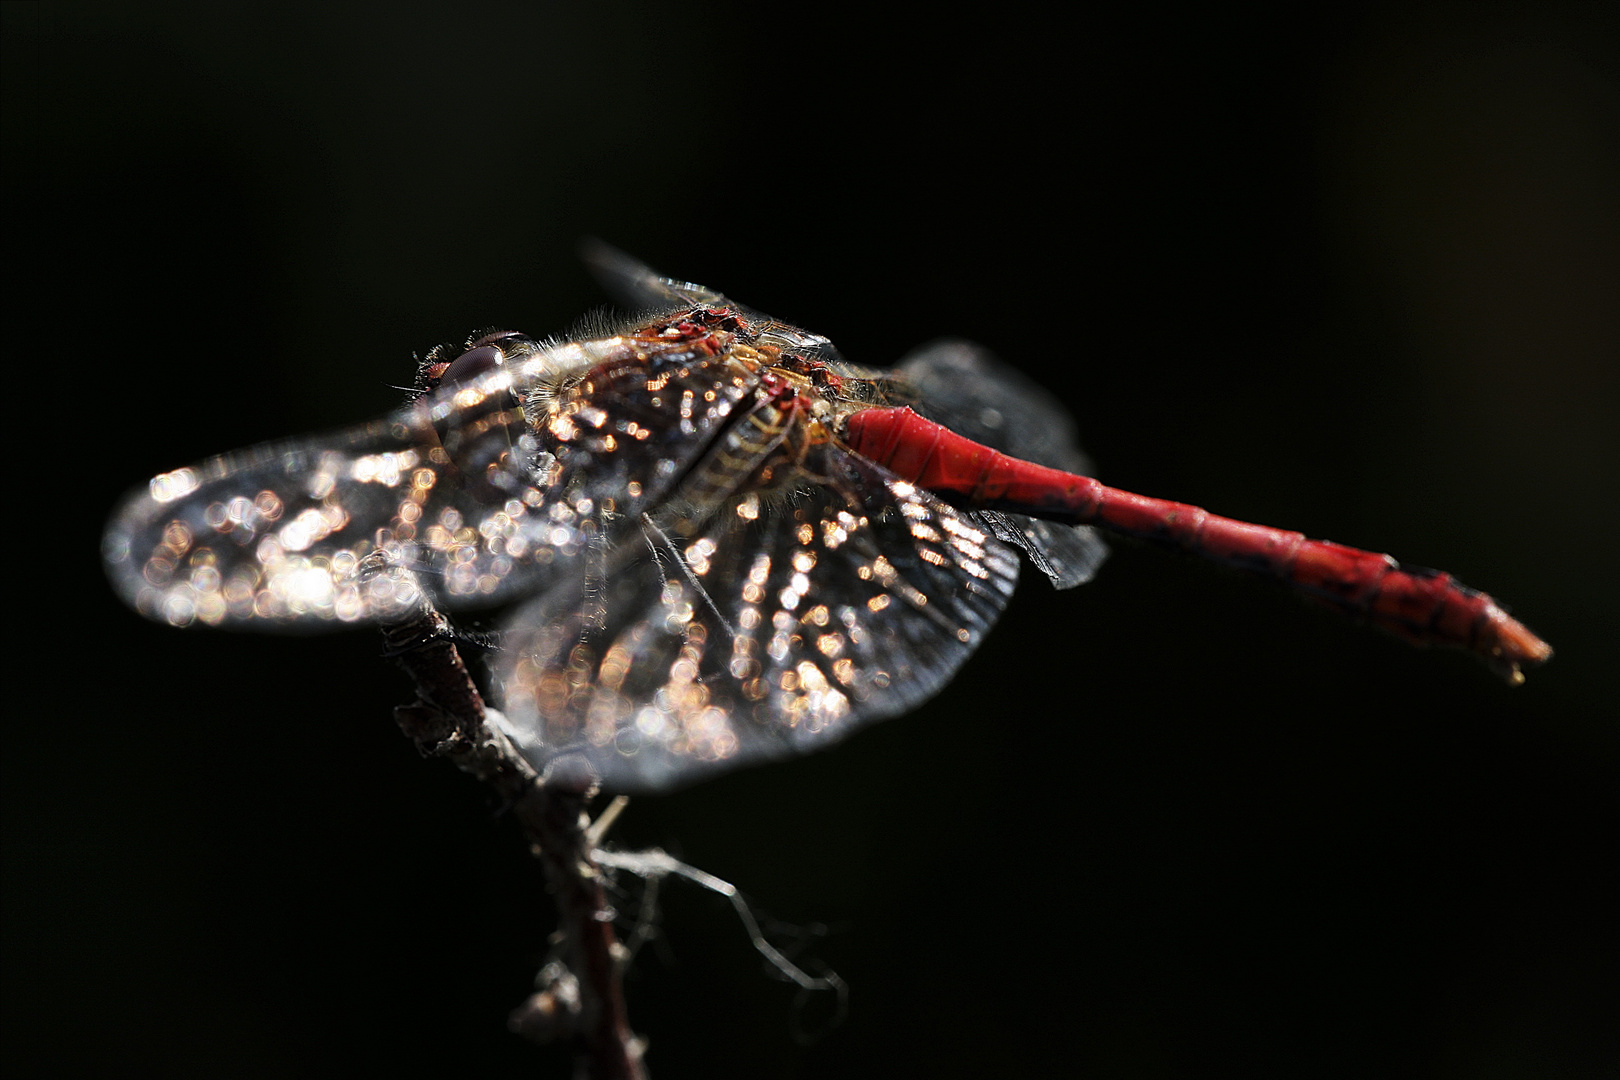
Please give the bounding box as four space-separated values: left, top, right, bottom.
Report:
101 397 539 628
583 240 852 370
497 443 1021 792
103 327 761 628
580 239 731 314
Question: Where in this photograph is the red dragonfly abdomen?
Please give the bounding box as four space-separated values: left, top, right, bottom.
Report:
842 406 1552 683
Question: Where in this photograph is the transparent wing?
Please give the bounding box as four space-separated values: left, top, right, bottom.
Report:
580 239 730 313
102 402 533 628
973 509 1107 590
581 242 850 367
103 327 761 628
496 444 1021 792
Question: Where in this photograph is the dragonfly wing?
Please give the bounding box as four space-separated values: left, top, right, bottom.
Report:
976 511 1109 590
885 339 1109 589
580 240 729 313
892 339 1092 472
496 445 1021 792
101 373 617 630
101 405 553 628
581 243 850 368
104 336 761 629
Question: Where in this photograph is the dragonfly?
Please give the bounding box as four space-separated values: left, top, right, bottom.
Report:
103 248 1552 792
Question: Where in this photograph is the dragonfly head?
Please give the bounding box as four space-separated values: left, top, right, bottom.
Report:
417 330 536 395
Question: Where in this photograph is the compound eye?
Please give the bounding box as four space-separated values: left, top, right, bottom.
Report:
468 330 527 350
438 344 504 388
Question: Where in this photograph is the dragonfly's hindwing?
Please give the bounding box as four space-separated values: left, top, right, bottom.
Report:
887 340 1109 589
497 443 1021 792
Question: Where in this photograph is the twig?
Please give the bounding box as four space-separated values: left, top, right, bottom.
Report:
362 553 645 1079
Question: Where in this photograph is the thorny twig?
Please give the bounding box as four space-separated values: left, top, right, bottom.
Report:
362 553 645 1080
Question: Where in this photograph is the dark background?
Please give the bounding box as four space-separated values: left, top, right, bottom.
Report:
4 3 1617 1077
